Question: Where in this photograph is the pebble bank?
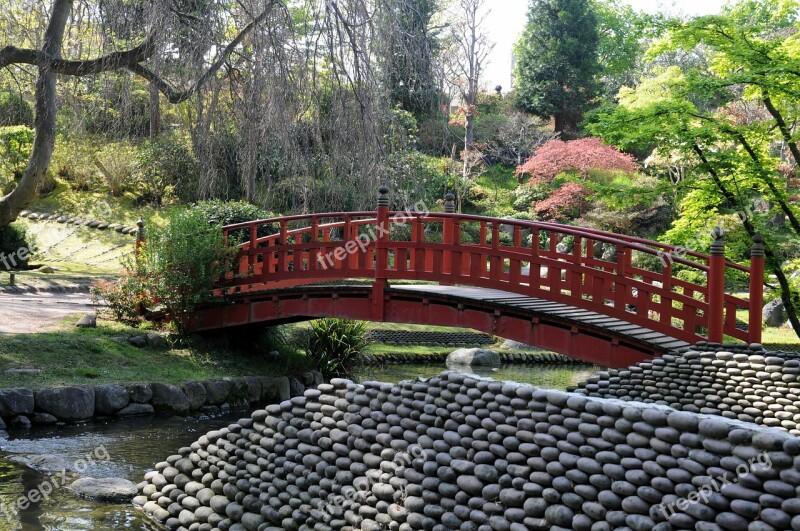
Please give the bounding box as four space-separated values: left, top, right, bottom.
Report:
136 369 800 531
573 343 800 436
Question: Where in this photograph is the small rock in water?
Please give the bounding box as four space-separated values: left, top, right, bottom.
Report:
70 477 138 503
446 348 501 367
11 454 74 474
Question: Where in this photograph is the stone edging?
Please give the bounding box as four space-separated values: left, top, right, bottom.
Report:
365 329 495 347
18 210 139 236
0 375 297 434
359 351 582 365
0 283 91 294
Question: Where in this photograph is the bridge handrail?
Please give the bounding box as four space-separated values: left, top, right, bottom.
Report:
223 211 739 273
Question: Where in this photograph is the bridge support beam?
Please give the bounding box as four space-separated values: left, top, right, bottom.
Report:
749 235 764 344
708 227 726 343
373 185 390 321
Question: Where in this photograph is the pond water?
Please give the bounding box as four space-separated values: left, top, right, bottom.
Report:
353 362 601 389
0 413 251 531
0 362 599 530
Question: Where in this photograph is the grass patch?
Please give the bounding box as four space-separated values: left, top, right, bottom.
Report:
31 178 184 227
0 317 293 388
735 309 799 345
364 344 453 356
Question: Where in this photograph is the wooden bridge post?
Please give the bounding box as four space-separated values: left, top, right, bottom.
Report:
134 218 145 257
373 185 390 321
749 234 765 344
443 192 455 276
708 227 726 343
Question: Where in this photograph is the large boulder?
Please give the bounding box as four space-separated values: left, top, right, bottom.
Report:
126 383 153 404
0 388 34 417
764 299 787 327
446 348 501 367
202 379 234 405
179 381 207 411
70 477 138 503
289 377 305 397
149 384 191 416
35 386 94 421
242 377 262 403
94 384 129 415
257 377 291 402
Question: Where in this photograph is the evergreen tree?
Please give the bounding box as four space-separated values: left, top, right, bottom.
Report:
513 0 600 135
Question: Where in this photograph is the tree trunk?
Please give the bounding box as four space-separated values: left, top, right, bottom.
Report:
554 112 578 138
0 0 71 227
149 81 161 144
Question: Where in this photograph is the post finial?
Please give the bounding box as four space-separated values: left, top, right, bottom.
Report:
444 191 455 214
751 233 765 258
377 184 390 208
136 218 145 239
710 226 725 256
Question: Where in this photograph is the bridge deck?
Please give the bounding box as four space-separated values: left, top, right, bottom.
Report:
391 284 691 351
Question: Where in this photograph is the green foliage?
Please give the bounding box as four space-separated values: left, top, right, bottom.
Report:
593 0 660 99
514 0 600 132
89 277 147 323
0 126 34 183
384 150 452 209
0 224 31 270
50 137 98 192
131 209 237 334
187 200 277 245
81 83 150 139
384 105 419 152
134 133 200 206
0 91 33 127
305 318 369 377
93 143 137 197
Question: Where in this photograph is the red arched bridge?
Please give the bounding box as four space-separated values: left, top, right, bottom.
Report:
193 186 765 368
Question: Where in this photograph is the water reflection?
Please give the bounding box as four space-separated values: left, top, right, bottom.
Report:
353 362 601 389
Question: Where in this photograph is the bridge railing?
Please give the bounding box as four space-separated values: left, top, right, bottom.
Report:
219 187 764 345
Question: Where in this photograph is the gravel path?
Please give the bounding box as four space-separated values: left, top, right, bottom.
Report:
0 292 95 333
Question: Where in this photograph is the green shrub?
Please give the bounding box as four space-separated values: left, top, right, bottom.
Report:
50 136 98 191
131 209 237 334
0 91 33 127
0 126 34 184
94 143 137 197
305 318 369 377
384 151 452 209
187 200 277 245
133 133 200 205
89 277 147 323
0 224 32 270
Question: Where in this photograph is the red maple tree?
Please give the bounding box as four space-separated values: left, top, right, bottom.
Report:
516 137 639 184
516 138 639 221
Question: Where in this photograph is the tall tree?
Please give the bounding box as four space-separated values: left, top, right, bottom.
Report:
376 0 442 120
513 0 600 135
587 0 800 338
446 0 493 211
